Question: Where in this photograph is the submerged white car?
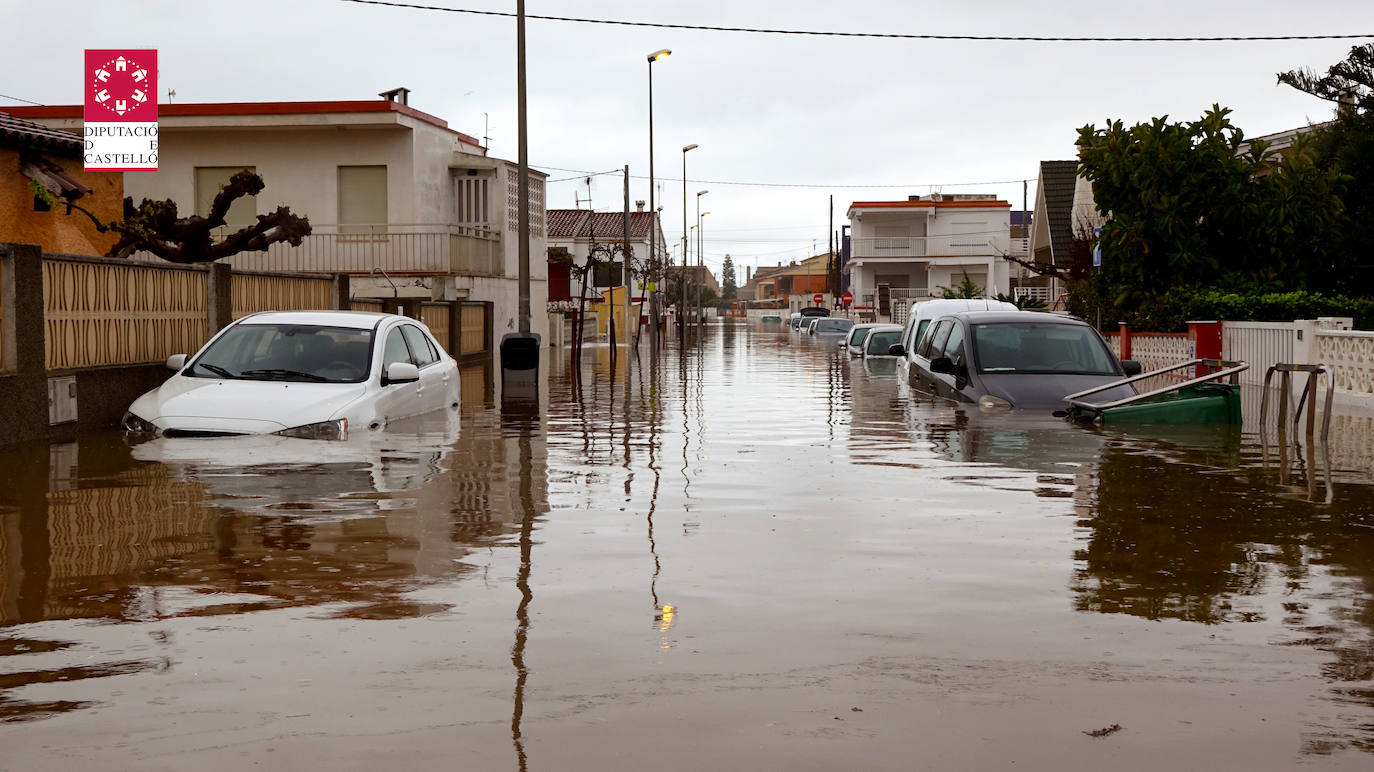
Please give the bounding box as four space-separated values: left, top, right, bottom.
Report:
123 311 460 440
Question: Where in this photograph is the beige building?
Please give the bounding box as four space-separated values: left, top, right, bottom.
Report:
11 91 549 340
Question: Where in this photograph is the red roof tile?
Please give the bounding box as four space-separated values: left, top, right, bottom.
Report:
546 209 658 239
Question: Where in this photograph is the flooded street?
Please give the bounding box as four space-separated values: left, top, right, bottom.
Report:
3 322 1374 770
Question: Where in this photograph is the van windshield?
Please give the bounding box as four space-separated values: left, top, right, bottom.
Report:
972 323 1116 375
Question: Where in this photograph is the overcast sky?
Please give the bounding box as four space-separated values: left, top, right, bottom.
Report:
1 0 1364 277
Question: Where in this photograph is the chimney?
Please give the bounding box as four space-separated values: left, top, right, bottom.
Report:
746 266 752 282
379 87 410 105
635 200 645 212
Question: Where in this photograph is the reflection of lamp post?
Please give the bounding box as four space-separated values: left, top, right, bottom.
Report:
694 190 707 327
646 49 670 353
680 144 697 339
699 210 711 331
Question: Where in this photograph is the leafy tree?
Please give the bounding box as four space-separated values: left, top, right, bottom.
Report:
1279 44 1374 292
1278 43 1374 111
721 253 738 300
1076 106 1349 318
938 270 983 299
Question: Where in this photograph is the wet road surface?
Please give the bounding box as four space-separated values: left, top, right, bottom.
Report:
3 322 1374 770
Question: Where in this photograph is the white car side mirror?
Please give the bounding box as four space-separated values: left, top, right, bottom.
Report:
166 354 188 371
384 362 420 385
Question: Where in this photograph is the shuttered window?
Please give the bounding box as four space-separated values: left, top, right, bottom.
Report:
338 165 387 234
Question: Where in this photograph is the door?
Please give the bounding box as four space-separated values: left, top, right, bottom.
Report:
374 324 422 422
911 320 953 396
930 321 974 403
401 323 452 413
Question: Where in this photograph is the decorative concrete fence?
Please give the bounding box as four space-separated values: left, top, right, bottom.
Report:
1 242 357 446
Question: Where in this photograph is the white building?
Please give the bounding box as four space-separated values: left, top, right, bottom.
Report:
14 92 549 340
846 194 1012 320
545 206 667 303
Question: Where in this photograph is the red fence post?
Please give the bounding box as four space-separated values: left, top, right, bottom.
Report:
1118 321 1132 362
1188 320 1222 377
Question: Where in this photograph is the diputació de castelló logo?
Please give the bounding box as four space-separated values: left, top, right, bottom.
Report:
84 49 158 172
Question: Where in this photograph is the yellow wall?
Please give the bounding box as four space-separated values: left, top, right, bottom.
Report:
0 149 123 255
594 286 641 339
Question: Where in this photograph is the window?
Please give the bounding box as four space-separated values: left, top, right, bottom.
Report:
866 330 902 355
942 323 965 362
382 327 412 369
187 324 373 383
339 165 387 235
455 175 489 227
972 323 1116 375
401 325 437 367
593 261 624 287
909 319 931 353
921 320 952 359
195 166 257 228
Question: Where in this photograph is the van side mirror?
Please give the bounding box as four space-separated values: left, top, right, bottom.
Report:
929 356 956 375
384 361 420 385
888 344 906 357
1122 359 1143 377
166 354 188 371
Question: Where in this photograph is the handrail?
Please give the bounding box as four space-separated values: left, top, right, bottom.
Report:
1064 358 1249 411
369 267 399 298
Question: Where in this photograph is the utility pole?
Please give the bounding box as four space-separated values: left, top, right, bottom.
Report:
515 0 530 334
827 194 834 302
622 165 633 356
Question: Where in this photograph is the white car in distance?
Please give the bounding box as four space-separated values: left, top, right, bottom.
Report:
123 311 460 440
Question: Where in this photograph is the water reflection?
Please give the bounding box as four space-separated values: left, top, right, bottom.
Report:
3 329 1374 764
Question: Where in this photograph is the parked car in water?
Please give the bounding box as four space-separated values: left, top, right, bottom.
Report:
811 317 854 337
893 298 1020 388
122 311 460 439
806 318 822 335
902 311 1141 410
761 314 783 324
788 312 804 329
844 322 882 356
862 324 904 358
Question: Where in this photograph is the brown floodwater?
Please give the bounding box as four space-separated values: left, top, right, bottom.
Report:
2 322 1374 770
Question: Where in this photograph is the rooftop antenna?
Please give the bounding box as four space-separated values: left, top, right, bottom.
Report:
166 88 175 103
483 112 490 154
574 176 593 210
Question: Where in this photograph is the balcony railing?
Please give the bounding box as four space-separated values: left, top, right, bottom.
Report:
850 235 1007 259
136 224 505 277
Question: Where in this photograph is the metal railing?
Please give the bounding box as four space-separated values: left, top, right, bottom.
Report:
849 235 1008 258
138 223 505 277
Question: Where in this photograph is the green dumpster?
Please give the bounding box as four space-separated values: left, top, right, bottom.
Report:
1100 383 1242 425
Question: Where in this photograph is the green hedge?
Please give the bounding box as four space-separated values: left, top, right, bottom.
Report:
1130 289 1374 332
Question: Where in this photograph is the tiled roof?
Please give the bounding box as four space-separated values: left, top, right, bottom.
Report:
1038 161 1078 264
0 112 83 156
546 209 658 239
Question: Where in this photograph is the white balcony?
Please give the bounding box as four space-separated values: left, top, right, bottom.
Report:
850 235 1007 259
143 224 506 277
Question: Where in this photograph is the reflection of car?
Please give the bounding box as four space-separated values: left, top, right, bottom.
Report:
811 318 854 337
862 324 904 358
124 311 460 439
906 311 1140 410
893 298 1019 387
844 323 882 356
760 315 783 324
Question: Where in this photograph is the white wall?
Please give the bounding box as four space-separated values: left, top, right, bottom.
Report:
125 126 416 224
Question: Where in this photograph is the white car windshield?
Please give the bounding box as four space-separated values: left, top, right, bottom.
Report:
187 324 374 383
972 323 1116 375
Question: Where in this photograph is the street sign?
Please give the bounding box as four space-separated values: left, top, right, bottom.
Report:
841 291 853 306
813 293 824 305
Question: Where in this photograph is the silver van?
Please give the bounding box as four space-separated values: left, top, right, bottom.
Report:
891 298 1019 388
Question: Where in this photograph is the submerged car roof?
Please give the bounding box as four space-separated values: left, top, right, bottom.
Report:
909 298 1019 315
236 310 399 330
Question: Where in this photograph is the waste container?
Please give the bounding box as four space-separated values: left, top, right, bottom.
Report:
500 332 541 372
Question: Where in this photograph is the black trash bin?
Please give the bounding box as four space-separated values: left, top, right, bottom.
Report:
500 332 541 371
500 332 541 412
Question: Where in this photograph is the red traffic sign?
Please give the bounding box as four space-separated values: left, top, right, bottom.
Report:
813 293 824 305
841 291 853 306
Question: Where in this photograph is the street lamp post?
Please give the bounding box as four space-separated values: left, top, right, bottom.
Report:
680 143 697 340
645 49 670 353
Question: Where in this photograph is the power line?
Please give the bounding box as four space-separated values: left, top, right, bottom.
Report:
0 93 43 106
337 0 1372 42
540 164 1032 190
